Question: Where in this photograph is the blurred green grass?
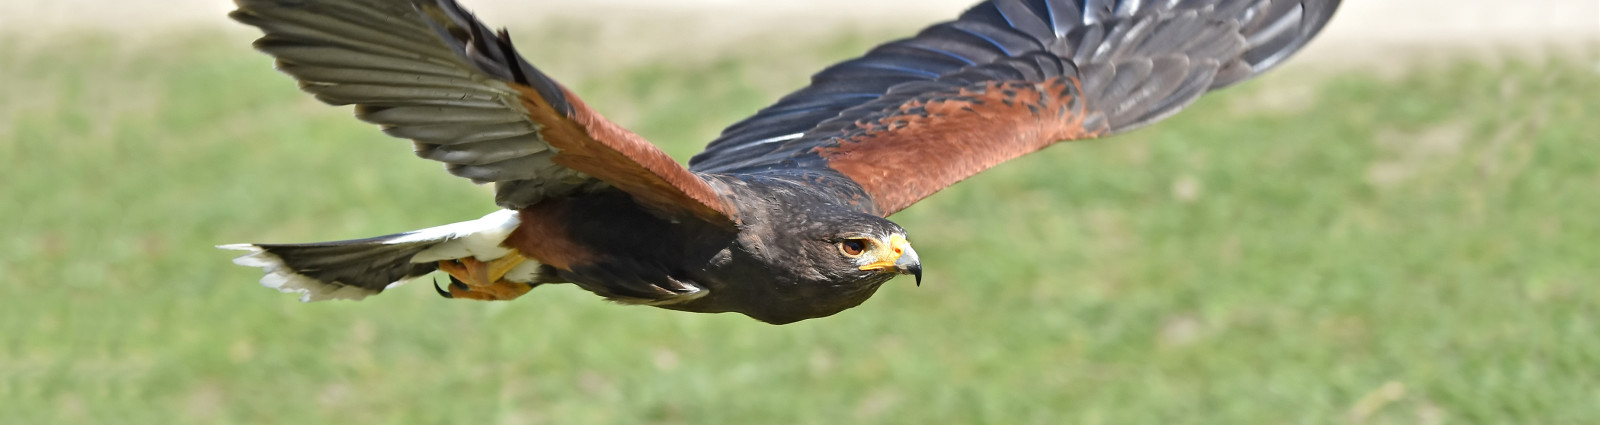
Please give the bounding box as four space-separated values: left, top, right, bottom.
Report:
1 26 1597 424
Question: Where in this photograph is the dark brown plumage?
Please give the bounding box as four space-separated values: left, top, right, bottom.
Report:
223 0 1341 324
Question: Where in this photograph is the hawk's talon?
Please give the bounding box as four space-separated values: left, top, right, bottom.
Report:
435 253 532 301
434 278 454 299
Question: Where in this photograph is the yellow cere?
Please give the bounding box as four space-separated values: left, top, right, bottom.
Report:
859 234 912 271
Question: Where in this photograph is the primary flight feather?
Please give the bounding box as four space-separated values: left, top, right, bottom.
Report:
224 0 1340 324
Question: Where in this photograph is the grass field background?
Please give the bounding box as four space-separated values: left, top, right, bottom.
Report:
1 22 1597 424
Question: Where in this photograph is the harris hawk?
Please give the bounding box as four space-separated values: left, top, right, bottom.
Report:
224 0 1341 324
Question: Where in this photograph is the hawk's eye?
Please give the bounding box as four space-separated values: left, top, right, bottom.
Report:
838 239 868 257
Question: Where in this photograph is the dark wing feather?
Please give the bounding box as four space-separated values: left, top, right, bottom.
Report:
690 0 1339 216
233 0 733 225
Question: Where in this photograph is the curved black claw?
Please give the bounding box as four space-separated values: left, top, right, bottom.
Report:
449 275 470 291
433 278 454 298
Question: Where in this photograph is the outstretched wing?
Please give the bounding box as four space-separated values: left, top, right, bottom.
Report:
690 0 1340 216
232 0 733 225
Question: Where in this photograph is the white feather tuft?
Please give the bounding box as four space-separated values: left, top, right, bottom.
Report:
503 260 544 284
405 209 523 263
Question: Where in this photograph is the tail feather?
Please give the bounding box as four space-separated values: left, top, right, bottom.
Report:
222 210 525 301
222 236 442 301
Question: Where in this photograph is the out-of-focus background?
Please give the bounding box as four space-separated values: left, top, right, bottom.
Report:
2 0 1596 423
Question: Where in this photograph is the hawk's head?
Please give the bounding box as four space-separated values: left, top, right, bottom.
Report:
793 211 922 288
719 204 921 324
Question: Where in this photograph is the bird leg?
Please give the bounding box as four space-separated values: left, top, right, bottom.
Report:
434 252 532 301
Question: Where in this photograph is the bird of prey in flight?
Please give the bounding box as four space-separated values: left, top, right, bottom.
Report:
224 0 1341 324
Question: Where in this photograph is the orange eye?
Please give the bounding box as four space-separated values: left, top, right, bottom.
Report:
839 239 867 257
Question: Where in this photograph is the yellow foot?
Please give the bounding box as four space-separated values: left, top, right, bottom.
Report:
434 252 532 301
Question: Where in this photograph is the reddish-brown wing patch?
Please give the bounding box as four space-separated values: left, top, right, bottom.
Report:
513 83 734 227
815 77 1107 215
503 199 599 271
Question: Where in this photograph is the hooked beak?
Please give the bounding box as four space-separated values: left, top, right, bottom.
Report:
895 244 922 286
860 234 923 286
